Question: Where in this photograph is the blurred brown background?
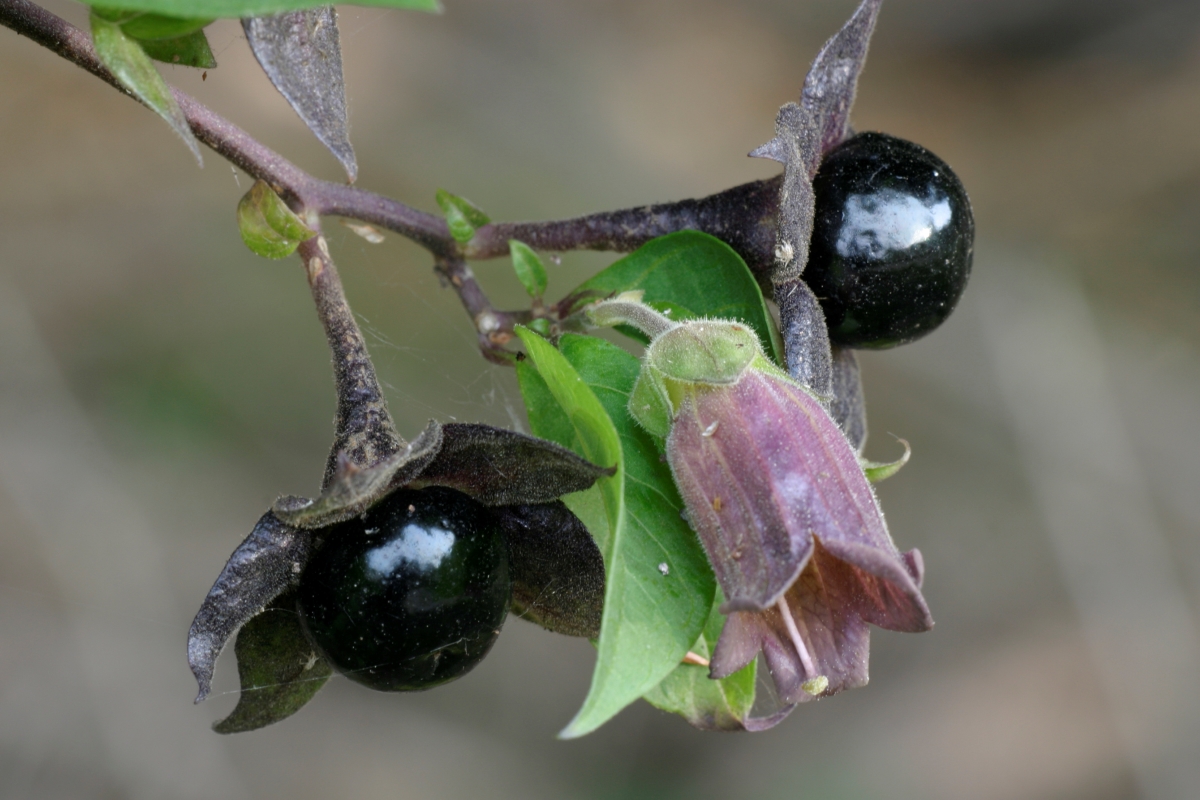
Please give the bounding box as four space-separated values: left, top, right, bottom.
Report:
3 0 1200 798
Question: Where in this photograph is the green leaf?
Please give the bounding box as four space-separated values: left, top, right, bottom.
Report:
515 357 611 549
90 11 203 165
509 240 548 299
82 1 440 18
516 329 714 738
236 180 315 259
435 190 491 244
643 591 756 731
90 9 213 39
90 9 215 67
212 596 331 733
515 356 577 454
569 231 784 365
140 29 217 68
516 340 613 553
515 330 621 545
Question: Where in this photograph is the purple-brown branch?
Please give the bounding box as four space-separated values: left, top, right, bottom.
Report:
465 178 781 280
296 233 405 486
0 0 782 354
434 256 531 364
0 0 452 250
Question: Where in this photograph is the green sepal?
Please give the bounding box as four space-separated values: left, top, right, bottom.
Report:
649 321 760 386
862 438 911 483
140 29 216 68
90 11 203 164
236 180 316 260
627 367 671 440
588 296 769 435
211 595 332 734
509 240 548 299
435 190 491 244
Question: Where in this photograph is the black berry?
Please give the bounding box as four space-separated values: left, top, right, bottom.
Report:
297 486 510 691
806 132 974 348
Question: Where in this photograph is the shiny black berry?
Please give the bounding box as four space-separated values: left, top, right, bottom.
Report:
806 132 974 348
297 486 510 692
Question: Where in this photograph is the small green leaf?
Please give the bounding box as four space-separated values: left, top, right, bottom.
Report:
90 11 203 165
509 240 548 299
92 9 213 40
644 591 756 731
82 1 440 18
236 180 315 259
568 231 784 365
212 595 331 733
436 190 491 244
140 29 217 68
259 185 315 241
237 200 296 259
515 330 621 547
516 330 714 738
91 8 216 70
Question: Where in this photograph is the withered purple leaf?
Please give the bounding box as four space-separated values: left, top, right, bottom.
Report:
830 345 867 452
493 501 605 638
192 228 616 729
272 419 442 529
211 595 332 734
798 0 881 169
190 419 611 727
243 8 357 182
776 279 834 400
188 511 315 702
751 0 882 397
412 422 615 507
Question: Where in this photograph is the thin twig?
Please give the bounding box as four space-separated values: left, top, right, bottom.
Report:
435 257 531 364
0 0 784 359
0 0 453 254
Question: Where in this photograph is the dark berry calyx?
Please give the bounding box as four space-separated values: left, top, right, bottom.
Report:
806 132 974 349
297 486 510 692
